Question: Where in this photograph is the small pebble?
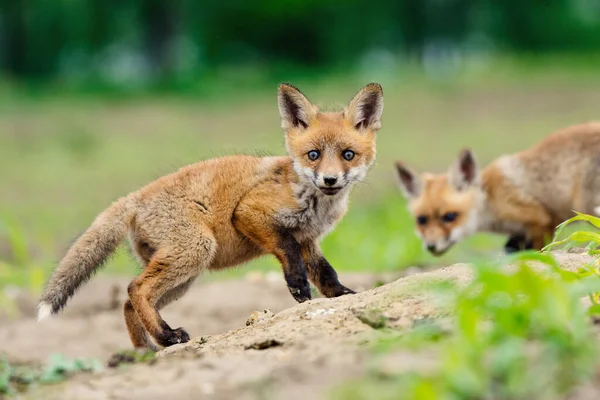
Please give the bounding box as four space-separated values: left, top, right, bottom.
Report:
246 309 275 326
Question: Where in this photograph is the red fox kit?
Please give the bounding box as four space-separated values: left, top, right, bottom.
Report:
37 83 383 350
395 122 600 255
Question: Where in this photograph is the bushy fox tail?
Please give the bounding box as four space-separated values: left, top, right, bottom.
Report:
37 196 136 321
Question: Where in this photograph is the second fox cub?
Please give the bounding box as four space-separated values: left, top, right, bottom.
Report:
396 122 600 255
37 83 383 350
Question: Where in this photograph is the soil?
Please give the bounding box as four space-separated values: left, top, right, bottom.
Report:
0 250 595 400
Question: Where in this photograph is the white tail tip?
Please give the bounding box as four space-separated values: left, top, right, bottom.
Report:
594 206 600 217
37 302 53 322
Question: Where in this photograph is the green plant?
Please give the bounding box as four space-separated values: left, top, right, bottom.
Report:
335 217 600 400
40 354 103 384
0 216 47 314
544 212 600 312
544 212 600 252
0 354 103 396
106 349 156 369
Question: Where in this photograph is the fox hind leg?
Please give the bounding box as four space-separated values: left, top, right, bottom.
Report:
124 299 156 350
127 236 216 348
124 277 197 350
155 276 196 310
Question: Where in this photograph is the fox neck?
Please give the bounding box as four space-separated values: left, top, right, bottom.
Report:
472 187 497 233
278 160 352 241
475 159 525 235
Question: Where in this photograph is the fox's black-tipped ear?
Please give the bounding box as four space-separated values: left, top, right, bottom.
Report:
347 83 384 131
278 83 317 130
395 161 421 198
450 148 479 190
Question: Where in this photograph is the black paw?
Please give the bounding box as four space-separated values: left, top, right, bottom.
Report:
504 234 532 254
504 242 520 254
287 282 312 303
157 327 190 347
324 285 356 298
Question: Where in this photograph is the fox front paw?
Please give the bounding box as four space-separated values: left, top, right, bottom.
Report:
323 285 356 298
157 327 190 347
504 234 533 254
287 282 312 303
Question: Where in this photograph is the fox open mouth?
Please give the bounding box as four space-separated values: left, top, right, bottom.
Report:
318 186 342 196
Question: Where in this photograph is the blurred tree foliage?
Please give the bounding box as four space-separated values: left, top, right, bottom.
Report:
0 0 599 83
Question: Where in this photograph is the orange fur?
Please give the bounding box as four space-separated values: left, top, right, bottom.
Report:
396 122 600 255
38 83 384 350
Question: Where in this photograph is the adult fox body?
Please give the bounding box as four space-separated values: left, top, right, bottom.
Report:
37 83 384 350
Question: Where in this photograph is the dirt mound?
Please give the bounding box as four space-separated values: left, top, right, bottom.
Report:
7 250 594 400
0 272 399 363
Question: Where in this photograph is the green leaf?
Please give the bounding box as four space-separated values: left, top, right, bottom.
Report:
588 304 600 316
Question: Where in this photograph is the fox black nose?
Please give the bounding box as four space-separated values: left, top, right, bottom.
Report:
427 244 436 253
323 176 338 186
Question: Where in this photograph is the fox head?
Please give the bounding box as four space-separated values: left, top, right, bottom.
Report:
278 83 383 196
395 149 484 256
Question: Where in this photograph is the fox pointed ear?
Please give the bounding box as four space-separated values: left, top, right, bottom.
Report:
346 83 384 131
449 148 479 190
395 161 421 198
278 83 317 130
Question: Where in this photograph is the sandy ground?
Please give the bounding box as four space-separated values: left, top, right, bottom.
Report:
1 251 597 400
0 271 406 363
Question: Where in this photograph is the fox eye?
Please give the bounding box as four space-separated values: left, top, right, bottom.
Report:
442 212 458 223
307 150 320 161
342 150 355 161
417 215 428 225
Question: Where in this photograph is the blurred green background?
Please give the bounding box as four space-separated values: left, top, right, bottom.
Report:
1 0 600 294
